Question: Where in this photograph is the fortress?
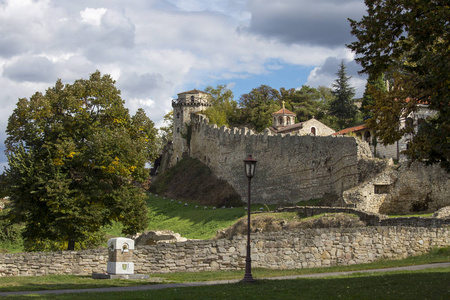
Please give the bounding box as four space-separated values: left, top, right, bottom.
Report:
160 90 450 212
162 89 360 205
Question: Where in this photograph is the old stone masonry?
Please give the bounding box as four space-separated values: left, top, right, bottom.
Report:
161 89 450 212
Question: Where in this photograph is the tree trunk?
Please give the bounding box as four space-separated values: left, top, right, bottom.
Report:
68 240 75 251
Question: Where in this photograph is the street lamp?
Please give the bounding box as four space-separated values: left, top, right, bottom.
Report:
243 154 257 282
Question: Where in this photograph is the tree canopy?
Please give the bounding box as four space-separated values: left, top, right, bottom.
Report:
239 85 281 132
348 0 449 170
157 110 174 153
203 85 238 128
3 71 157 251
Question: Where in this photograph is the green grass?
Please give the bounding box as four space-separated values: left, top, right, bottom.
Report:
2 268 449 299
0 194 274 253
143 194 246 239
387 213 434 218
0 275 159 293
148 246 449 283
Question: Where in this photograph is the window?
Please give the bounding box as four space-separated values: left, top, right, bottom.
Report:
191 96 195 103
374 184 390 194
177 112 180 119
177 127 180 133
311 127 316 136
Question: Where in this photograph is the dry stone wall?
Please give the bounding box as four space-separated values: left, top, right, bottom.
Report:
1 227 448 277
189 115 359 204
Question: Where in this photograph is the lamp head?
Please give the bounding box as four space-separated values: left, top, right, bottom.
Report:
243 155 257 179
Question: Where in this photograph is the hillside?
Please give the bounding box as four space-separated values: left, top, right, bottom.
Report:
149 157 243 207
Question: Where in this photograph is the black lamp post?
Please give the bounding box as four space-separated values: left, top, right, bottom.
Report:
243 154 257 282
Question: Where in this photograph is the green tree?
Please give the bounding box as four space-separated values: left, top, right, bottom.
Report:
361 73 387 117
317 86 334 106
157 110 174 152
3 71 157 251
348 0 449 171
329 61 357 129
239 85 281 132
203 85 238 127
289 86 325 122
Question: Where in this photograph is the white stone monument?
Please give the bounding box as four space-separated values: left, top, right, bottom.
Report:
92 237 149 279
107 237 135 275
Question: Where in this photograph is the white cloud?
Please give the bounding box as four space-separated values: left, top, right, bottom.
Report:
0 0 368 167
306 56 367 98
80 7 107 26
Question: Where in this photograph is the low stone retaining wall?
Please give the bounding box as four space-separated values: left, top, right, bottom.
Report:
277 206 450 227
1 226 448 277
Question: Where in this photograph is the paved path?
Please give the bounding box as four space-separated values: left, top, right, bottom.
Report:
1 262 449 297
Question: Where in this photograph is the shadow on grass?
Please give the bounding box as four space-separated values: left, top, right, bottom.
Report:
0 275 158 293
8 269 449 299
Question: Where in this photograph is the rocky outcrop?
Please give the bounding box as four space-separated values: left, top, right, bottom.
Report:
128 231 188 247
344 161 450 214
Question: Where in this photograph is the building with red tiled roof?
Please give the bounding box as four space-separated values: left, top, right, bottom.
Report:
269 103 335 136
271 106 296 129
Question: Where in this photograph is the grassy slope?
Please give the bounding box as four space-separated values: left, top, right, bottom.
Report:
143 194 248 239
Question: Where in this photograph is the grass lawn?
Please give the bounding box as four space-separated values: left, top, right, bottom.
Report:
2 267 449 299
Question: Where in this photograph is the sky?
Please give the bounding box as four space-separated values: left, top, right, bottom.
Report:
0 0 369 170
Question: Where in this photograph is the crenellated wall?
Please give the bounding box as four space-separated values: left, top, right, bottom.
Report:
189 114 359 204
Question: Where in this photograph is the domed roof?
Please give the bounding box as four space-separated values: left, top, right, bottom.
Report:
272 108 296 116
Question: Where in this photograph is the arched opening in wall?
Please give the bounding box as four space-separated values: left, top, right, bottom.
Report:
191 96 195 103
279 116 283 125
177 127 180 133
177 112 180 119
286 118 290 125
311 127 316 136
176 157 179 163
357 132 362 139
364 131 371 144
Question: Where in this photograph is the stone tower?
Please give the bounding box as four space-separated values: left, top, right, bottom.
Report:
171 89 211 165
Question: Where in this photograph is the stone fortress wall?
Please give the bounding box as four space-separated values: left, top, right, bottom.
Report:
189 114 360 204
1 226 448 277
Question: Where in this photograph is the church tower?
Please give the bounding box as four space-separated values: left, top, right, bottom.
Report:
272 101 296 129
171 89 211 165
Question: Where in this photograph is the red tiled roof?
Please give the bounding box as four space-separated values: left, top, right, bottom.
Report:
272 108 296 116
333 124 367 135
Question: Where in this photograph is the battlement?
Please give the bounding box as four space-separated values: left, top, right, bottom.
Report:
189 114 359 204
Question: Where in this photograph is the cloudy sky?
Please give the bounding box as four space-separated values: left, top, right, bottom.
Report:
0 0 368 169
